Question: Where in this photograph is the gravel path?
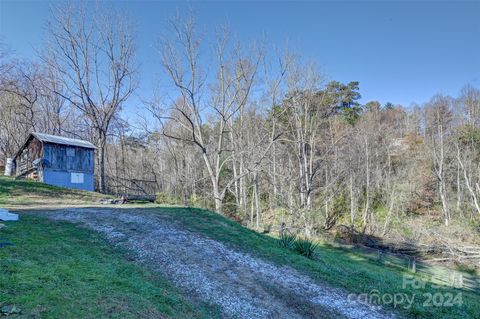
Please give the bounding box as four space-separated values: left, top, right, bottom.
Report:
44 208 396 319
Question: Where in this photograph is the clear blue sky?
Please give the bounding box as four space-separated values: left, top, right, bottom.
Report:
1 0 479 114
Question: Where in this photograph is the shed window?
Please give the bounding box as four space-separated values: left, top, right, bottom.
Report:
67 148 76 157
71 173 84 184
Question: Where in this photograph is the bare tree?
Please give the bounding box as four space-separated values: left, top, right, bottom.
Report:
425 95 453 226
42 2 137 192
153 16 277 213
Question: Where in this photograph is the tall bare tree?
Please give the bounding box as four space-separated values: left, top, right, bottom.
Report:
42 2 137 192
425 95 453 226
153 16 277 213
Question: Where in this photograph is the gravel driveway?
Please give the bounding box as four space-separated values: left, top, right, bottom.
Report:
43 208 396 319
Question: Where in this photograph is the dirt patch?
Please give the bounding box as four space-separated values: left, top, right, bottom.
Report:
44 208 396 319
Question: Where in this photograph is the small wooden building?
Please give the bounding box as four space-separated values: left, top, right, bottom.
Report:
12 132 96 191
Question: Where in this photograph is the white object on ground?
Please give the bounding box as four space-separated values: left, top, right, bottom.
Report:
4 158 14 176
0 209 18 221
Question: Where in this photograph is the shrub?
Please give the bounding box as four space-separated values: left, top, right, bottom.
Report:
222 191 238 217
188 194 207 208
278 232 296 249
293 238 318 259
155 192 181 205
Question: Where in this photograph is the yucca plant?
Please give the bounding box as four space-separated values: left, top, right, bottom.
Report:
278 232 297 249
293 238 318 259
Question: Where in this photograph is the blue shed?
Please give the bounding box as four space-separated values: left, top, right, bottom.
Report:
12 132 96 191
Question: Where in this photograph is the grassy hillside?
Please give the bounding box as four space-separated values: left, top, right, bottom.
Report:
1 176 479 318
0 216 220 318
149 207 480 319
0 176 110 207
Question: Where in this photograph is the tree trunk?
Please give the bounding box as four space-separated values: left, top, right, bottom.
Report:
456 161 461 211
214 195 223 214
212 176 223 213
255 181 260 229
350 173 355 226
457 147 480 217
362 137 370 228
97 131 107 193
439 180 450 226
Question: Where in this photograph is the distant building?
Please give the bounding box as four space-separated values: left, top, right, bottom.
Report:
12 132 96 191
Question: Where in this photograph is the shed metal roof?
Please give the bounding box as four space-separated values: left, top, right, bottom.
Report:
31 132 97 149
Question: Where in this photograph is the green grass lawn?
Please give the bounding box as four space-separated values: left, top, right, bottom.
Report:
0 215 220 319
1 176 479 318
0 176 110 207
147 207 480 319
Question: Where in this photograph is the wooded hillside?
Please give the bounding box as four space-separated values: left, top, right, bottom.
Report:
1 2 479 268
